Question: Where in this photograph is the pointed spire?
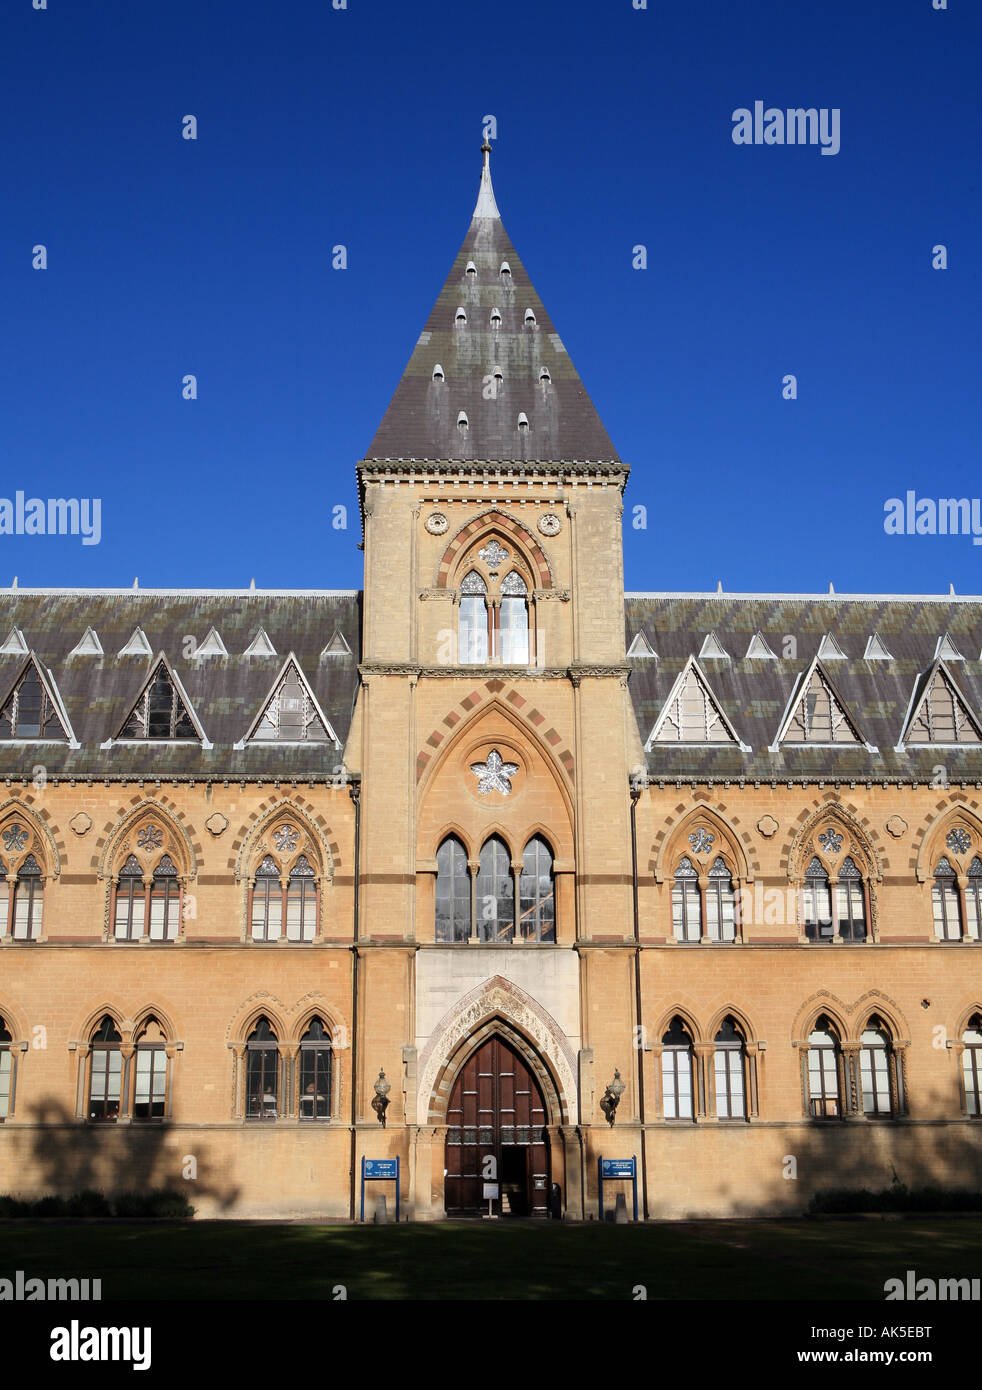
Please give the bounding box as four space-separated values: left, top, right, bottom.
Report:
472 139 500 220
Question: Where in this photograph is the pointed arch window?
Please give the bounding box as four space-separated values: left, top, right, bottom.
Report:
713 1017 746 1119
88 1017 122 1122
661 1017 694 1120
806 1018 842 1117
477 835 514 942
499 571 530 664
245 1018 280 1120
0 1018 14 1119
519 835 554 942
835 856 867 942
12 854 43 941
0 660 68 739
120 665 197 739
802 857 833 942
299 1018 332 1119
113 847 181 942
860 1018 893 1116
436 836 470 943
966 858 982 940
962 1016 982 1116
671 857 701 943
932 857 963 940
133 1018 168 1120
705 856 737 942
459 572 489 664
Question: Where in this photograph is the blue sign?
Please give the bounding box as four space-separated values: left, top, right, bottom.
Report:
363 1159 398 1179
601 1158 635 1179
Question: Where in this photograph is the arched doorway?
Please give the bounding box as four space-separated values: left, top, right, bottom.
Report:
445 1034 550 1216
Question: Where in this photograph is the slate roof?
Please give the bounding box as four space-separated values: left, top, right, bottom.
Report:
625 595 982 780
364 148 620 466
0 591 361 778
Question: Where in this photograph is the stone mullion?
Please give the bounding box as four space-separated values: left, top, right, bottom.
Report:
842 1045 861 1116
694 1043 714 1119
468 860 479 942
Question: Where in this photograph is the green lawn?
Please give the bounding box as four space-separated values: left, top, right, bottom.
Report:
1 1217 981 1300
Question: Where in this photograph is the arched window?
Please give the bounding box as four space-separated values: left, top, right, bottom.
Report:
459 572 489 664
671 857 700 943
477 836 513 942
0 1018 14 1119
802 857 833 941
705 856 736 942
88 1016 122 1122
932 857 962 940
114 855 145 939
519 835 554 942
111 821 184 943
962 1015 982 1116
807 1017 842 1117
860 1017 893 1116
286 855 317 942
299 1018 332 1119
12 854 43 941
245 1018 279 1120
0 821 47 941
435 836 470 943
251 856 284 941
835 857 867 942
499 571 530 664
133 1018 168 1121
966 858 982 940
713 1016 746 1119
661 1017 694 1120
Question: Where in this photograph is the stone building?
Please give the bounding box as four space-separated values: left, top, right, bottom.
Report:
0 147 980 1219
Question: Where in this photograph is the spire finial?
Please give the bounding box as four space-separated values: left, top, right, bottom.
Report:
472 138 500 220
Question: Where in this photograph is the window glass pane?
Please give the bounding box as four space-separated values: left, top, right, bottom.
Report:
0 1050 12 1117
476 837 513 942
499 597 529 664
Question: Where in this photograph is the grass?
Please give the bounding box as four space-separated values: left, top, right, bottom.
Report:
1 1217 981 1299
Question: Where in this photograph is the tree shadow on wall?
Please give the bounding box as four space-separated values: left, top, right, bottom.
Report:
20 1096 241 1213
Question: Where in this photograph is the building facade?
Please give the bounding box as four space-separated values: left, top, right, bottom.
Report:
1 149 981 1219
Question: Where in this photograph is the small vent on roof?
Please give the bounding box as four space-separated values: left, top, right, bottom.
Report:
817 632 847 660
432 363 444 381
194 627 228 658
322 628 352 658
457 411 469 430
454 307 467 324
517 413 530 433
0 627 29 656
627 632 657 658
698 632 730 660
69 627 104 657
864 633 893 661
244 628 277 658
500 261 511 277
465 260 477 277
492 365 503 382
539 367 551 384
524 308 536 326
118 627 153 657
490 308 501 328
745 632 777 660
936 632 964 661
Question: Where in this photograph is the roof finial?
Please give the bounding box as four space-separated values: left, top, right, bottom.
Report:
472 138 501 221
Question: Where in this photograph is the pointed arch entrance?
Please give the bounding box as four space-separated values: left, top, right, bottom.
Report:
445 1033 550 1216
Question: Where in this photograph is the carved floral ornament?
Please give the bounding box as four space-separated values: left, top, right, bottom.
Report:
537 513 561 537
253 820 321 879
116 819 184 878
425 512 449 535
0 818 40 875
470 749 520 797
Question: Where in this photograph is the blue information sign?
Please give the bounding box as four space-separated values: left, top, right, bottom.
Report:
598 1156 638 1221
360 1156 400 1221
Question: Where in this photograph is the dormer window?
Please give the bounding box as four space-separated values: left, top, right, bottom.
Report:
524 308 536 326
539 367 551 383
490 308 501 328
517 413 529 433
432 363 445 381
465 260 477 278
455 307 467 325
457 411 469 430
499 261 511 277
492 366 503 383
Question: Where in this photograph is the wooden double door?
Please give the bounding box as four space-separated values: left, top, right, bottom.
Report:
445 1035 550 1216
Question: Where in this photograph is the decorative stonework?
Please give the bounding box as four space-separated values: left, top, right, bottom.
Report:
470 749 519 796
69 812 92 836
946 827 972 855
425 512 449 535
417 977 576 1126
537 513 561 536
885 815 907 839
688 827 715 855
757 815 779 838
817 828 843 854
205 812 229 837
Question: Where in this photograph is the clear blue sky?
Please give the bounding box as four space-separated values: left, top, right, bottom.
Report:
2 0 978 594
